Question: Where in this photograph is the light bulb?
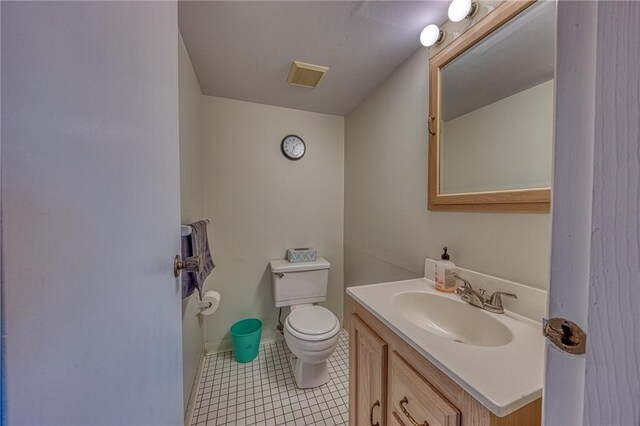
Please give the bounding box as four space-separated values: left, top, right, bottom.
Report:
420 24 444 47
448 0 473 22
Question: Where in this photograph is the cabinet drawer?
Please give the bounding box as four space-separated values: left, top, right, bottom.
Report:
390 411 407 426
389 351 460 426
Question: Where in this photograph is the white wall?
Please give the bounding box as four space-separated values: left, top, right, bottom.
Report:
344 46 551 322
201 96 344 352
441 80 553 193
2 2 183 424
178 32 205 414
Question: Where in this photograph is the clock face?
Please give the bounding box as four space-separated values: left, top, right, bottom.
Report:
281 135 305 160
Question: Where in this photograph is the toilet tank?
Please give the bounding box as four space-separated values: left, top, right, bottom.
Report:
270 258 330 307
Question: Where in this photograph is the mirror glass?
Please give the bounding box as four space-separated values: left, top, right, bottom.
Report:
439 1 555 195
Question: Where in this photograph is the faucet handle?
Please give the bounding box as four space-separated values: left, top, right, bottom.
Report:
488 292 517 308
483 291 517 314
454 274 473 289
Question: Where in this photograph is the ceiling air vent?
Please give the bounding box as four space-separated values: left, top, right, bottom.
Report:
287 61 329 89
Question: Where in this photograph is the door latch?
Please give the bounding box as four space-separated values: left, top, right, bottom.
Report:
543 317 586 355
174 255 200 277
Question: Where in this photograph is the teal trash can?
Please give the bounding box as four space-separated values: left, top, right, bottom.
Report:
230 318 262 363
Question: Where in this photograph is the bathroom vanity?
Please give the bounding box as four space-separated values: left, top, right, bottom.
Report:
346 274 544 426
349 1 552 419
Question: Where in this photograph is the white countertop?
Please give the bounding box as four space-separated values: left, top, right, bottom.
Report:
346 278 545 417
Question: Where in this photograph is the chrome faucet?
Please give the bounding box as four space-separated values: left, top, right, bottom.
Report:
454 275 517 314
454 275 486 309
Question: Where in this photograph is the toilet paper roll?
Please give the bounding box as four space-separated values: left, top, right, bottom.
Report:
199 291 221 316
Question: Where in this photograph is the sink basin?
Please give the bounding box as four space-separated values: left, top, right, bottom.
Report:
393 291 513 347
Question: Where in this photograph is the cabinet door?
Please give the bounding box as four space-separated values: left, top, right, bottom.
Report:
389 351 460 426
350 314 388 426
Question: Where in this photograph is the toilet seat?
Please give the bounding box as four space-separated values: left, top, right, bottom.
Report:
285 306 339 341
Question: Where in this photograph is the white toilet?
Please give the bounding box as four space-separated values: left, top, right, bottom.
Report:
269 258 339 388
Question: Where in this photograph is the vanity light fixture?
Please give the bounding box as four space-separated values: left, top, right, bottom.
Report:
448 0 479 22
420 24 445 47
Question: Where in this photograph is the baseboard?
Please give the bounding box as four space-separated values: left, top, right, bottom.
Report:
203 313 345 355
184 353 206 426
204 337 233 355
204 331 285 355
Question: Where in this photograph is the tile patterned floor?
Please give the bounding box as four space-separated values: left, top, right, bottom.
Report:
190 330 349 426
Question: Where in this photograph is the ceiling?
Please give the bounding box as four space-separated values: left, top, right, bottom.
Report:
178 1 448 116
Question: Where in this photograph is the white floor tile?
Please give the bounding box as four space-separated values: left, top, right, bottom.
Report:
192 330 349 426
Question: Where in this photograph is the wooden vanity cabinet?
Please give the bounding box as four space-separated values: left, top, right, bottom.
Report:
389 351 460 426
349 314 388 426
348 296 542 426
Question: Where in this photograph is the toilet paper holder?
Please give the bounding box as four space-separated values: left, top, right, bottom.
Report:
197 290 221 316
197 300 213 310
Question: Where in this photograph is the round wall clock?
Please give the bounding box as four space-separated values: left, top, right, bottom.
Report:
281 135 306 160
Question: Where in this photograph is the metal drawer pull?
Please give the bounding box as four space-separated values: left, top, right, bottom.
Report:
369 400 380 426
400 397 429 426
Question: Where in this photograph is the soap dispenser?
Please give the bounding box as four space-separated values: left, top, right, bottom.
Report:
435 247 456 293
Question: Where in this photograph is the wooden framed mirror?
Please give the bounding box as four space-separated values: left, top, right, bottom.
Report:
428 0 553 213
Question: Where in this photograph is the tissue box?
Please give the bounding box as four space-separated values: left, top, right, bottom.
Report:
287 248 317 263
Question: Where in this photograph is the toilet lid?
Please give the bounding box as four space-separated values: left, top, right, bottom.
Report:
287 306 338 335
